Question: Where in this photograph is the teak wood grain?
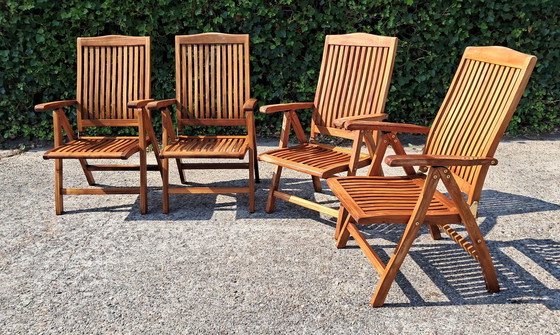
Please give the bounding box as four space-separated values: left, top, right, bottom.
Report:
36 35 162 215
327 46 537 307
148 33 258 213
258 33 398 216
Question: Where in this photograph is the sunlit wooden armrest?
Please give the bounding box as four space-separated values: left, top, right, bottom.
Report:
337 120 431 133
259 102 314 114
34 100 78 112
146 99 177 110
333 114 388 129
127 99 155 108
385 154 498 167
243 98 258 111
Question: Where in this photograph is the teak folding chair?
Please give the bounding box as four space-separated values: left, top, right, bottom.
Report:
327 46 537 307
259 33 398 217
147 33 258 213
35 35 161 215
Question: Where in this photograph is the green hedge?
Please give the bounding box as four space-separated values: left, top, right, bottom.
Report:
1 0 558 140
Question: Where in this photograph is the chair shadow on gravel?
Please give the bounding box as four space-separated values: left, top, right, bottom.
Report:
353 189 560 310
123 177 339 228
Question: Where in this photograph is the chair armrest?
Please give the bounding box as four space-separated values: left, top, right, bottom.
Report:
147 99 177 110
34 100 77 112
385 154 498 167
127 99 155 108
336 120 431 133
333 114 388 129
243 98 258 111
259 102 314 114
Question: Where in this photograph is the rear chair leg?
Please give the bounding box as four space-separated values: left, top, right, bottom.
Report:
429 225 442 240
176 158 186 184
312 176 322 192
248 148 255 213
162 158 170 214
266 165 283 213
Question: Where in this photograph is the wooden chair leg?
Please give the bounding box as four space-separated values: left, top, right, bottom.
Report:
335 214 352 248
312 176 322 192
140 148 148 215
176 158 186 184
429 225 442 240
265 165 283 213
253 131 260 183
248 148 255 213
334 207 348 240
371 168 440 307
438 168 499 292
162 157 170 214
54 159 63 215
78 159 96 185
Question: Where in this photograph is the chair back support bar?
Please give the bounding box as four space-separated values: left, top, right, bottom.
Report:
424 46 537 202
175 33 250 129
76 35 151 131
312 33 398 139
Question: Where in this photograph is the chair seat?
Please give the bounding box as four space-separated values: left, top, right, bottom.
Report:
161 135 248 159
327 175 461 225
44 136 149 160
259 142 371 178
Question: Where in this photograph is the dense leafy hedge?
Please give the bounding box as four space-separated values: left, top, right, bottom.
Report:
1 0 558 140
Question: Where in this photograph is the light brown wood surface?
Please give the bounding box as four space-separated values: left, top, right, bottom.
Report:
258 33 398 215
327 46 537 307
36 35 161 215
148 33 258 213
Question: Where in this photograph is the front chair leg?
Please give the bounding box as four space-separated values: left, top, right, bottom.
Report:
334 206 349 240
139 148 148 215
428 225 442 240
371 168 440 307
54 159 64 215
265 165 283 213
162 157 170 214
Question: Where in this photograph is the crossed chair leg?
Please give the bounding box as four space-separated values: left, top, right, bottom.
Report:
334 167 499 307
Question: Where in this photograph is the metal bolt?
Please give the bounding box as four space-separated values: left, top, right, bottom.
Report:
433 175 438 179
443 169 448 173
446 174 451 179
477 239 482 243
415 221 420 226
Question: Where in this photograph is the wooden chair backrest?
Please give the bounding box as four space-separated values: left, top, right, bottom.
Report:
424 46 537 203
311 33 398 139
175 33 250 130
76 35 151 131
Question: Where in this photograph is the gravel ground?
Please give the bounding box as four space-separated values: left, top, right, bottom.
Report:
0 137 559 334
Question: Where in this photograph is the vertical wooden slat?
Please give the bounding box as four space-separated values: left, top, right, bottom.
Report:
193 44 199 119
356 47 373 115
121 46 128 119
243 43 250 108
111 47 117 119
139 45 145 100
327 45 349 127
116 46 123 120
198 45 204 119
128 46 134 119
81 46 88 122
94 46 100 119
134 46 139 101
227 44 233 119
216 44 222 119
204 44 210 118
186 45 192 119
210 45 215 118
233 44 239 118
221 45 227 119
99 47 106 119
316 45 337 126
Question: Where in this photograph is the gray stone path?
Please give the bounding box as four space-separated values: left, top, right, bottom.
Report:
0 138 559 334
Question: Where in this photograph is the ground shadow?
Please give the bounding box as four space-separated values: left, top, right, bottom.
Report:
350 190 560 309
